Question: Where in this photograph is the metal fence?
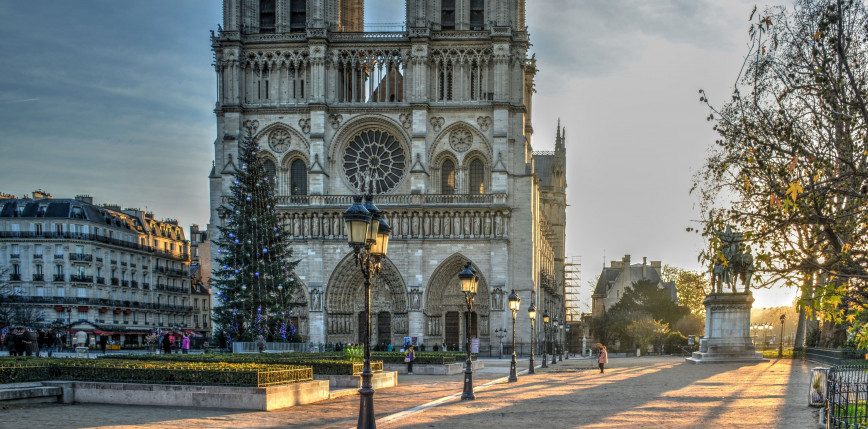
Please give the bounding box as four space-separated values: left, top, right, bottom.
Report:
827 365 868 428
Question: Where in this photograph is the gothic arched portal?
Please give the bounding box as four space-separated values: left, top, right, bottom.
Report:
424 253 490 350
324 252 409 346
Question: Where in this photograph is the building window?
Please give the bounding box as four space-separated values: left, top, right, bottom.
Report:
469 159 485 194
290 159 308 195
35 244 42 256
34 223 43 234
56 287 65 298
290 0 306 32
470 0 485 30
263 159 277 181
441 0 456 30
78 287 87 298
78 310 87 321
441 160 456 194
55 244 63 256
259 0 276 33
36 287 44 297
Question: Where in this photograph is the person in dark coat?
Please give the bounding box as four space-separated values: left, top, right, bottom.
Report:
23 329 38 356
13 329 26 356
161 333 172 354
100 335 108 354
218 330 228 352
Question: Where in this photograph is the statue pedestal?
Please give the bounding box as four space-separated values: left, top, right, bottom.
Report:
686 292 766 364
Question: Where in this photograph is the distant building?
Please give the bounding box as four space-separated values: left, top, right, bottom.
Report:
189 224 211 337
591 254 677 317
0 192 201 346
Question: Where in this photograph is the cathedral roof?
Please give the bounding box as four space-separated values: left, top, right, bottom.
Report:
535 153 554 187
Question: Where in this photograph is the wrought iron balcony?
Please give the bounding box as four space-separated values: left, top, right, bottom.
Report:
70 275 93 283
53 274 65 282
70 253 93 262
32 274 44 281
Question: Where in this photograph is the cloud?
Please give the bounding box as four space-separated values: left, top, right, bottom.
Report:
528 0 745 79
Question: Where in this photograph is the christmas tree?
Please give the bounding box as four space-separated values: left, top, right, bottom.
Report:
212 124 301 342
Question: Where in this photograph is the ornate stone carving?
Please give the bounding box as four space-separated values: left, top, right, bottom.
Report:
399 113 412 129
492 288 504 311
430 117 445 132
243 120 260 133
409 288 422 310
298 118 311 134
477 116 492 132
310 288 323 311
268 128 291 153
449 128 473 152
329 114 343 130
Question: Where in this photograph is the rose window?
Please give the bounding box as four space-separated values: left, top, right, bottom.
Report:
343 129 406 193
268 129 291 153
449 128 472 152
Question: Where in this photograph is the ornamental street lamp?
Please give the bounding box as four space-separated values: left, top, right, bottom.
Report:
558 320 564 362
565 324 571 360
507 290 521 382
528 303 537 374
551 317 559 365
343 193 391 429
542 310 549 368
778 314 787 358
494 328 507 359
458 262 479 400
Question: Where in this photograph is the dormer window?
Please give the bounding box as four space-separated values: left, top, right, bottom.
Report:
259 0 276 33
71 206 84 219
37 204 47 217
15 205 24 217
441 0 456 30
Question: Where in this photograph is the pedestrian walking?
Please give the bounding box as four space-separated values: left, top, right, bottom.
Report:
181 334 190 354
100 335 108 354
405 345 415 374
598 345 608 373
218 330 228 352
161 333 172 354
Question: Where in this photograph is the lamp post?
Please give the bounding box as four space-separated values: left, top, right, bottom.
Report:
558 321 564 362
528 303 537 374
507 290 520 382
778 314 786 358
458 262 478 400
494 328 507 359
551 317 558 365
565 324 570 359
343 193 391 429
542 310 549 368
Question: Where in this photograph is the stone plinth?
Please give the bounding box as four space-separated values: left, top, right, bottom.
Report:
314 371 398 388
686 292 766 364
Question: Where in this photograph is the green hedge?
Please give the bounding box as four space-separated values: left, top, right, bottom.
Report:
371 351 474 365
99 353 382 375
0 357 312 387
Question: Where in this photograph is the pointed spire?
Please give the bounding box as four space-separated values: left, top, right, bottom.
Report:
556 119 561 140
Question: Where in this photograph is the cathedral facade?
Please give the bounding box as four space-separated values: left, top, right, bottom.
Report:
208 0 567 351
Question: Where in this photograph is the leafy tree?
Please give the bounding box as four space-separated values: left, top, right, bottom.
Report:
662 265 710 316
0 266 15 327
212 126 302 342
695 0 868 348
607 279 690 328
673 314 705 337
627 315 668 351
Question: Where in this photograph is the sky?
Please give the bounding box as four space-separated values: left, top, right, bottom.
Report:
0 1 797 308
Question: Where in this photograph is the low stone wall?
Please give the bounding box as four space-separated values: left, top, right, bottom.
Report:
384 360 484 375
46 380 330 411
314 371 397 388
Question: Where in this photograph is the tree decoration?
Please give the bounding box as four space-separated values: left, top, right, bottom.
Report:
212 128 302 342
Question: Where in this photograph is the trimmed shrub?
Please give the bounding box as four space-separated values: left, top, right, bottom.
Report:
0 357 312 387
99 353 381 375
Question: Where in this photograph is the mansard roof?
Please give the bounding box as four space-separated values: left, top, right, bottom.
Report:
535 153 554 187
593 262 676 301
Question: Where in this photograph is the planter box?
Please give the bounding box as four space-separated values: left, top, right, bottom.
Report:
383 360 484 375
313 371 397 388
51 380 330 411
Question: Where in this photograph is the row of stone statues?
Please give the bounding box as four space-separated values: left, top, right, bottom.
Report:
282 209 511 240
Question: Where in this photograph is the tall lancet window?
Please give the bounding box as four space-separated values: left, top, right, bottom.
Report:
263 159 277 181
290 159 308 195
441 0 456 30
441 160 456 194
470 0 485 30
469 159 485 194
290 0 306 32
259 0 276 33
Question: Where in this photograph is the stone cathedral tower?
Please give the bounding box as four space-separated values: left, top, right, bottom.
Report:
209 0 568 351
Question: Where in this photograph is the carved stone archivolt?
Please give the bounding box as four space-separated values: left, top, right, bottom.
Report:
423 253 491 339
429 122 491 166
324 253 409 343
268 128 291 153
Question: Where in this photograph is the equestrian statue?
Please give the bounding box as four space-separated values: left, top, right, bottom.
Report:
710 225 755 293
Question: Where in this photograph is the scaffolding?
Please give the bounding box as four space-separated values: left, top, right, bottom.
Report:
565 256 583 322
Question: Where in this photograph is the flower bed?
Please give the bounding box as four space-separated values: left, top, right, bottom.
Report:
99 353 382 375
0 357 312 387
